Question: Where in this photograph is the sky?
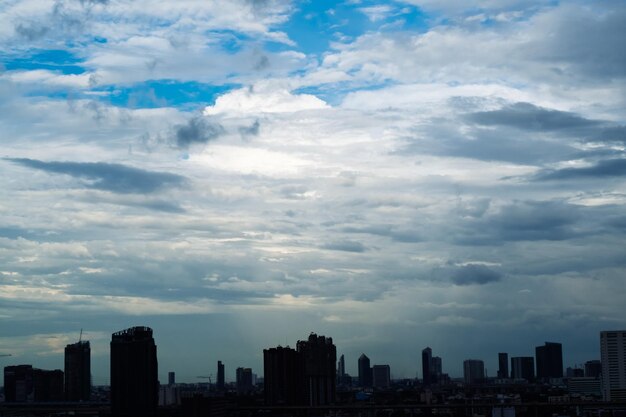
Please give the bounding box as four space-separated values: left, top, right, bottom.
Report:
1 0 625 385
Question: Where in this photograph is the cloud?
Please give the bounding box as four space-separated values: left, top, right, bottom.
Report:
173 116 224 148
5 158 185 194
536 159 626 180
450 264 502 285
321 240 367 253
466 102 601 131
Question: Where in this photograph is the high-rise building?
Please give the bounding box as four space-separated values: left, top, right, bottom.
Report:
168 372 175 385
600 330 626 401
535 342 563 379
511 357 535 381
372 365 391 388
110 326 158 417
217 361 225 391
338 354 345 379
498 353 509 378
585 360 602 378
236 367 253 394
358 353 372 388
65 341 90 402
32 369 64 402
3 365 63 402
463 359 484 384
431 356 442 383
422 347 432 386
263 346 303 405
297 333 336 406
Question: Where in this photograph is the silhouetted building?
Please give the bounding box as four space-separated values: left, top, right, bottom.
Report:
585 360 601 378
358 353 372 388
536 342 563 379
110 326 158 417
338 354 345 379
463 359 484 384
498 352 509 378
3 365 63 402
263 346 303 405
567 377 601 396
217 361 225 391
168 372 175 385
65 340 90 401
601 330 626 401
236 367 253 394
511 356 535 381
422 347 432 386
432 356 442 383
566 367 584 378
372 365 390 388
297 333 336 406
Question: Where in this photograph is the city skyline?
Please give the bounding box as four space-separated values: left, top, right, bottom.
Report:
1 0 626 387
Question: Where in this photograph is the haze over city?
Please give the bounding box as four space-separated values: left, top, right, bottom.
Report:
1 0 625 386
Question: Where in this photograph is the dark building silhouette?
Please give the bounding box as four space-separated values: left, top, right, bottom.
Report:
422 347 432 386
263 346 303 405
463 359 484 384
511 356 535 381
3 365 63 402
498 352 509 378
431 356 442 383
110 326 158 417
338 354 345 380
65 340 91 401
297 333 336 406
372 364 390 388
536 342 563 379
168 372 175 385
585 360 602 378
358 353 372 388
217 361 225 390
236 367 253 394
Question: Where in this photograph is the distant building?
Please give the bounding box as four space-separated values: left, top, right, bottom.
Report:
535 342 563 379
432 356 442 383
567 377 601 396
422 347 432 386
3 365 63 403
463 359 484 384
297 333 336 406
585 360 601 378
372 365 391 388
110 326 158 417
168 372 175 385
217 361 225 391
600 330 626 401
263 346 303 405
65 340 91 402
236 367 253 394
566 367 584 378
511 357 535 381
358 353 372 388
498 353 509 378
338 354 345 379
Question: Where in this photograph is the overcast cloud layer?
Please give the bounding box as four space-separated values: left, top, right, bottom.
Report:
1 0 625 384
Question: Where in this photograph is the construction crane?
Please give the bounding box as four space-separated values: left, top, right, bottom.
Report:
196 375 213 384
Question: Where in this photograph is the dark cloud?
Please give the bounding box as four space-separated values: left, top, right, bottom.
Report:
6 158 185 194
342 225 422 243
450 264 502 286
14 23 50 41
588 126 626 144
321 240 366 253
466 102 601 131
174 116 224 148
239 119 260 137
536 158 626 180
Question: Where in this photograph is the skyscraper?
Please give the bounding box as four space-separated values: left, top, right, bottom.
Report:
600 330 626 401
263 346 303 405
536 342 563 380
463 359 485 384
338 354 345 379
358 353 372 388
511 357 535 381
422 347 432 386
297 333 336 406
110 326 158 417
236 367 253 394
372 365 391 388
65 340 90 402
217 361 225 391
498 352 509 378
431 356 442 383
168 372 175 385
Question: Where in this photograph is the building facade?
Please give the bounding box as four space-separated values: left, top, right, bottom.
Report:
358 353 372 388
600 330 626 401
498 352 509 378
110 326 158 417
297 333 336 406
422 347 432 386
511 356 535 381
536 342 563 379
263 346 303 405
65 340 90 401
217 361 225 391
463 359 484 384
372 365 391 388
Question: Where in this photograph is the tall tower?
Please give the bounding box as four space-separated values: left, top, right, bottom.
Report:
110 326 158 417
65 341 91 401
422 347 432 386
338 354 345 379
497 352 509 378
601 330 626 401
511 357 535 381
297 333 336 406
217 361 225 391
263 346 303 405
358 353 372 387
535 342 563 379
463 359 485 384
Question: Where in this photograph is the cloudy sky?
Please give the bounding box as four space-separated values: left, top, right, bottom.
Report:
1 0 625 384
